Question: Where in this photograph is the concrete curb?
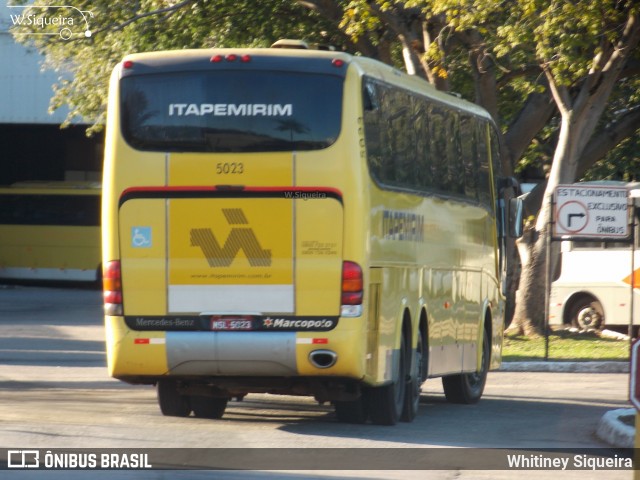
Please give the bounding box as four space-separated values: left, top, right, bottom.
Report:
499 361 629 373
501 361 634 448
596 408 635 449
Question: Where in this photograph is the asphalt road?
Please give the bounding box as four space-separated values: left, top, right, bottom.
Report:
0 285 633 479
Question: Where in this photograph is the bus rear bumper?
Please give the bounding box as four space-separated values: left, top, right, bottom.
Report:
105 316 366 383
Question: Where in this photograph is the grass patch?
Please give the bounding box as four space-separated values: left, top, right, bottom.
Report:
503 329 631 362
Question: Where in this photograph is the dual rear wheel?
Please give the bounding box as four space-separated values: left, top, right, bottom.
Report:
441 328 490 404
157 380 228 419
335 329 425 425
158 326 488 423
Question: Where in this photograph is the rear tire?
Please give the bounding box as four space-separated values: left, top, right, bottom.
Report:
190 395 228 419
334 395 369 424
568 296 604 330
157 380 191 417
401 329 425 422
442 327 490 404
369 333 408 426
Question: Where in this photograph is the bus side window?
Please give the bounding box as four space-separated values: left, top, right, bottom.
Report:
363 82 379 112
477 122 491 208
413 100 431 190
429 104 447 192
446 111 464 195
389 90 411 185
362 79 382 179
460 115 478 201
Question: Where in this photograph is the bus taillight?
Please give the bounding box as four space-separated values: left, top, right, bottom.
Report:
341 261 363 317
103 260 123 316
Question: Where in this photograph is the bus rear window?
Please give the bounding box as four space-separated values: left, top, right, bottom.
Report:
120 71 344 152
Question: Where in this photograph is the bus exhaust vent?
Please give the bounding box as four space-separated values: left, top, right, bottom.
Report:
309 350 337 369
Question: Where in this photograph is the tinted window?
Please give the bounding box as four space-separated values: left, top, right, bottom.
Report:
362 77 495 206
0 194 100 226
477 122 492 207
121 71 344 152
460 115 478 200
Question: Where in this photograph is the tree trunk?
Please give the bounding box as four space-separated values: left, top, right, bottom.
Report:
508 113 582 335
509 223 547 336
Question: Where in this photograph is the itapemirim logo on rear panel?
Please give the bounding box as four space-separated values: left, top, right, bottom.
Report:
8 5 94 40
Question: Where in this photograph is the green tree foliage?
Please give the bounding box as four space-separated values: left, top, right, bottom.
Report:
11 0 640 333
10 0 349 132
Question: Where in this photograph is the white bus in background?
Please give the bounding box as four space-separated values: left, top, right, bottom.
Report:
549 183 639 331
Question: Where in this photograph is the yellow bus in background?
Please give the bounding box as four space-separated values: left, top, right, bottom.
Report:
0 181 101 283
103 45 521 425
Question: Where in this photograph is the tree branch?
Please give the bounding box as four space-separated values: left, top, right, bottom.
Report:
541 64 572 116
574 12 640 150
576 106 640 177
455 29 500 120
421 15 451 90
366 0 428 79
86 0 196 36
297 0 379 58
503 89 556 174
497 65 542 89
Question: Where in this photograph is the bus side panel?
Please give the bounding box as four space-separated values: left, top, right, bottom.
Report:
118 200 168 314
0 186 101 282
426 268 459 375
105 317 168 377
373 267 411 383
550 248 640 327
0 226 100 281
459 268 482 372
368 185 498 378
294 197 343 316
490 280 505 370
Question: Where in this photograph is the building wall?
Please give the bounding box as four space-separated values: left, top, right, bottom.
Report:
0 3 71 124
0 4 102 184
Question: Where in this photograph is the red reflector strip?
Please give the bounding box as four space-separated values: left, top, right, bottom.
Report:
296 338 329 345
134 338 165 345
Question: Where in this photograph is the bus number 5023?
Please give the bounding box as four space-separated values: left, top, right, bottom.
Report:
216 162 243 174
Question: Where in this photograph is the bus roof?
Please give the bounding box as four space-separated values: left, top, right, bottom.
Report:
120 47 493 123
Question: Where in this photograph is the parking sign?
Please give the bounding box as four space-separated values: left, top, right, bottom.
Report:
554 185 629 239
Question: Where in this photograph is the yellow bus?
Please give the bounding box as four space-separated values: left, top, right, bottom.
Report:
0 181 101 283
103 45 520 425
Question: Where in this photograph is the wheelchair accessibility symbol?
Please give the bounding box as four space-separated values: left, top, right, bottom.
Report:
132 227 152 248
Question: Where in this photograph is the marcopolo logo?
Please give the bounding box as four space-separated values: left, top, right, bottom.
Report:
8 5 94 40
191 208 271 267
262 317 337 330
